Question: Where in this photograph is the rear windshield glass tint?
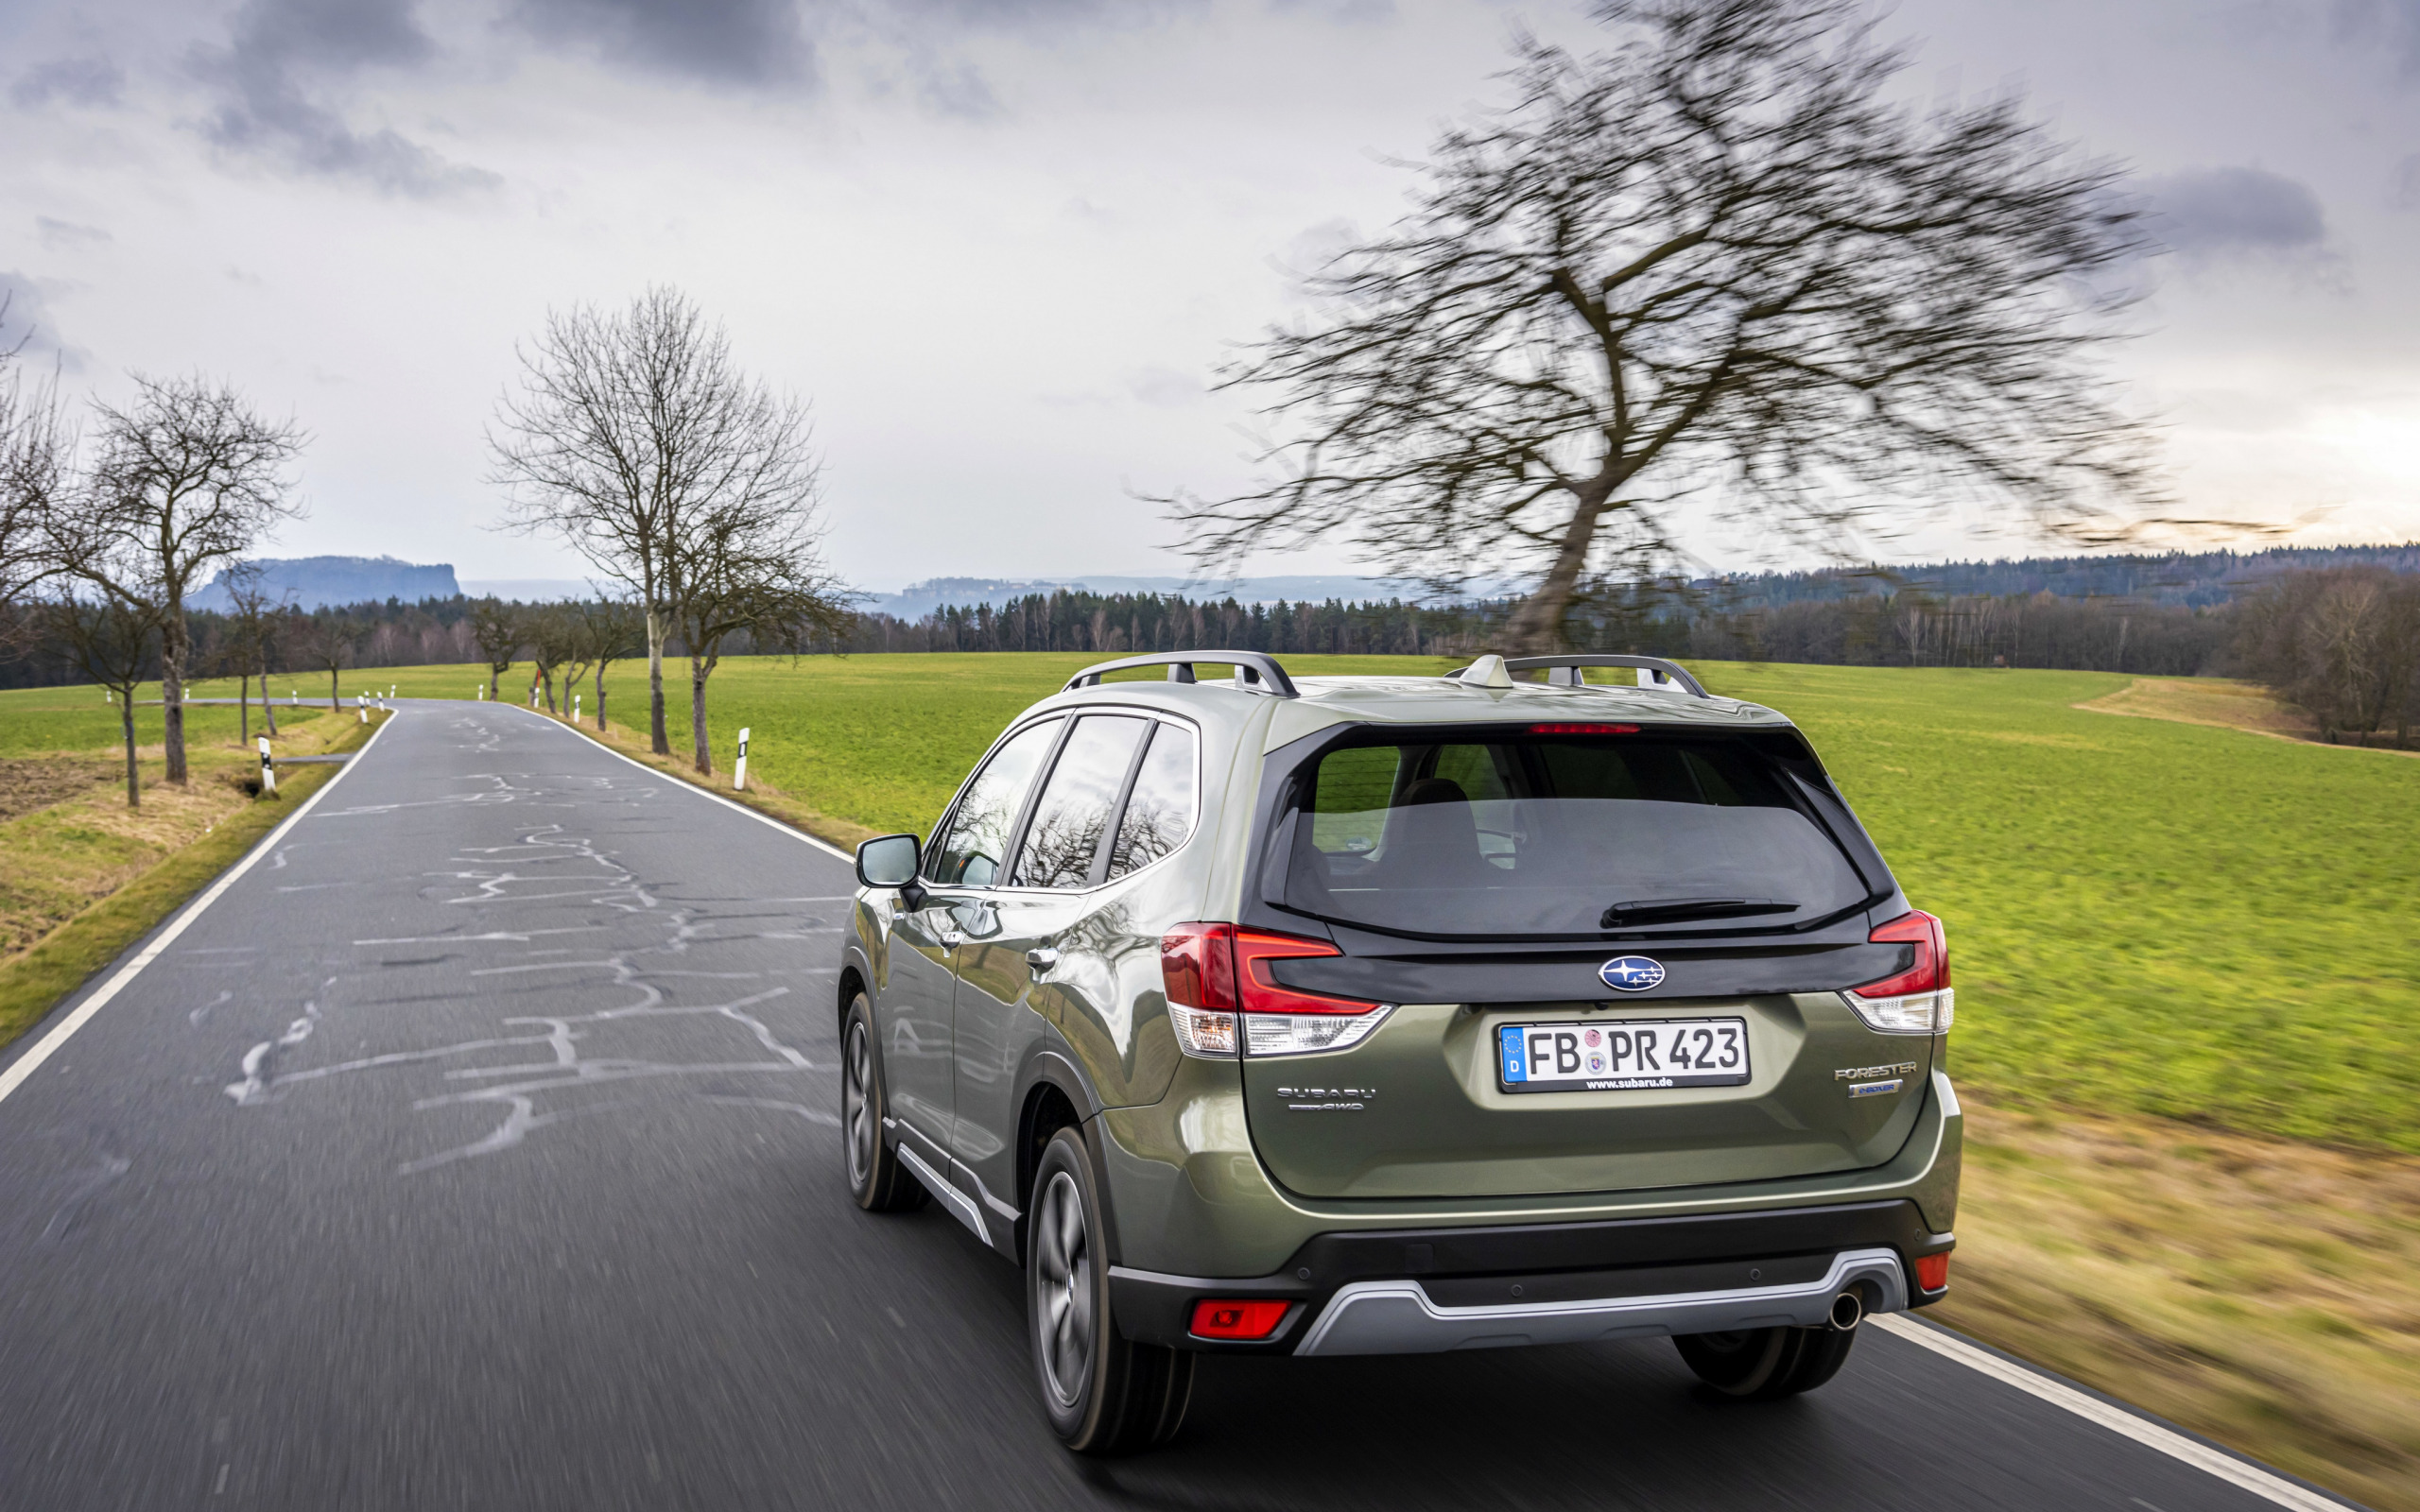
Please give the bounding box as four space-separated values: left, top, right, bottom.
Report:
1278 732 1865 938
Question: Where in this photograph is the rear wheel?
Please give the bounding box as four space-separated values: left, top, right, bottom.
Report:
1028 1127 1193 1454
1673 1324 1858 1400
841 995 927 1212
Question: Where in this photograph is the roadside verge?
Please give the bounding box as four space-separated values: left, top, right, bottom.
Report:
0 710 389 1054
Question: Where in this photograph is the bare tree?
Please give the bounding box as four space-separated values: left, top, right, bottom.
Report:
216 560 285 744
32 592 164 808
45 374 304 780
572 595 643 730
666 508 851 773
2238 568 2420 747
490 286 835 755
288 610 358 710
1169 0 2162 652
0 306 72 611
527 605 579 714
467 597 523 701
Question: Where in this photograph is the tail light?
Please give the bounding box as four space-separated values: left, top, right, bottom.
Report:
1913 1252 1951 1293
1845 909 1954 1035
1188 1298 1292 1340
1161 922 1392 1058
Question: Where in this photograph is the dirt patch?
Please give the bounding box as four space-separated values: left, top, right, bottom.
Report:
2079 676 2418 756
0 758 121 822
1940 1095 2420 1510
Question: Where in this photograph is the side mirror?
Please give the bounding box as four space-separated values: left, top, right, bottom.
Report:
856 833 922 890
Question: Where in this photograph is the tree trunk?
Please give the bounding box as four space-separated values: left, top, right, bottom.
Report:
690 659 713 774
161 618 189 785
329 667 340 710
596 664 608 730
489 665 502 700
1504 490 1610 655
240 674 251 745
648 608 671 756
120 693 139 810
262 653 278 737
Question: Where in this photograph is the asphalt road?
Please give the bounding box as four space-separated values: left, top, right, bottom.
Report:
0 704 2346 1511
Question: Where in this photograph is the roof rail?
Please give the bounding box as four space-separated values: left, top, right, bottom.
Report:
1062 651 1300 698
1443 654 1711 699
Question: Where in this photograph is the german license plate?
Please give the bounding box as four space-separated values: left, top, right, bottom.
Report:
1497 1018 1750 1093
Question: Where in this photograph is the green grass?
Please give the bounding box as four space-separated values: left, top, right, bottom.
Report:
0 680 332 757
171 653 2420 1152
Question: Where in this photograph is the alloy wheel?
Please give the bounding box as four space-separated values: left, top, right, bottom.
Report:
1034 1170 1094 1408
843 1022 874 1188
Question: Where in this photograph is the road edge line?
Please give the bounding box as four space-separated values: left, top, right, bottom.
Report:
527 707 855 863
0 711 398 1108
1868 1314 2355 1511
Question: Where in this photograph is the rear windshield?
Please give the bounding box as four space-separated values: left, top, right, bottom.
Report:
1272 731 1868 939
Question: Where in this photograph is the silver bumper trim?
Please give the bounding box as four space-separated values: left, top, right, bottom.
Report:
1293 1246 1908 1357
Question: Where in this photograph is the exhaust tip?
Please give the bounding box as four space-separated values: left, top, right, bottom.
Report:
1828 1289 1864 1332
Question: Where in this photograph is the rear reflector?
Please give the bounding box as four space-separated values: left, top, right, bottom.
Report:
1914 1253 1951 1293
1189 1298 1291 1340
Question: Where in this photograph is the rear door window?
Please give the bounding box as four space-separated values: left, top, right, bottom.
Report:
1279 730 1866 938
928 718 1063 886
1011 715 1150 888
1106 722 1198 879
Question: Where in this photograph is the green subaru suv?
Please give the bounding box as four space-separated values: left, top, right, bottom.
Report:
838 652 1960 1454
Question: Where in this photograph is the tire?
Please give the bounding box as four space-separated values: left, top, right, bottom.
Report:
1028 1126 1194 1455
1673 1323 1858 1400
841 994 929 1213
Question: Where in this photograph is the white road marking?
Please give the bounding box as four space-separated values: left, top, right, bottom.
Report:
0 713 396 1108
1870 1314 2348 1511
532 709 856 863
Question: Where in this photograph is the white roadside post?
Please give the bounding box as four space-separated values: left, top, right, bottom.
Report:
257 736 276 795
734 727 750 791
357 695 368 724
573 694 581 723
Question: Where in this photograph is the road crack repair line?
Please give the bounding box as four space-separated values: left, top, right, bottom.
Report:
217 802 838 1175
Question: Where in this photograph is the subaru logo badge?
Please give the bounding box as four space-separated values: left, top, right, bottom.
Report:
1599 955 1666 992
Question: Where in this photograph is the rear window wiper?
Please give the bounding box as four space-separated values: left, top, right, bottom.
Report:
1599 897 1801 928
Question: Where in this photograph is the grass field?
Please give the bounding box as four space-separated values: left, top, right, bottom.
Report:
182 652 2420 1153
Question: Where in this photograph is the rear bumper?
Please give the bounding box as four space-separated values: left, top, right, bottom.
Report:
1109 1196 1952 1353
1297 1247 1906 1356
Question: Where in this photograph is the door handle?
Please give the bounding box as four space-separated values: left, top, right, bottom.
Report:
1025 948 1061 972
940 931 965 948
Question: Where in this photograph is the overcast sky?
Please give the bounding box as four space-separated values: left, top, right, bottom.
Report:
6 0 2419 592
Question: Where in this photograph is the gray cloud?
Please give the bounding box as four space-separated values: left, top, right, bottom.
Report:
2143 166 2327 259
9 55 126 109
507 0 817 87
0 273 89 374
35 217 112 250
2333 0 2420 77
192 0 497 198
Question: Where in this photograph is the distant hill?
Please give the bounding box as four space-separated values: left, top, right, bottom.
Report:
193 556 458 610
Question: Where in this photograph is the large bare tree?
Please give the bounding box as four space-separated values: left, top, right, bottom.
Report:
1171 0 2162 652
490 287 835 755
0 315 71 611
47 375 304 781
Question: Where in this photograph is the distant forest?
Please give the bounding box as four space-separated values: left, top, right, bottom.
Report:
6 542 2415 699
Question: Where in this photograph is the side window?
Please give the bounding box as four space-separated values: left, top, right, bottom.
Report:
1107 722 1199 879
928 718 1063 886
1011 715 1150 888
